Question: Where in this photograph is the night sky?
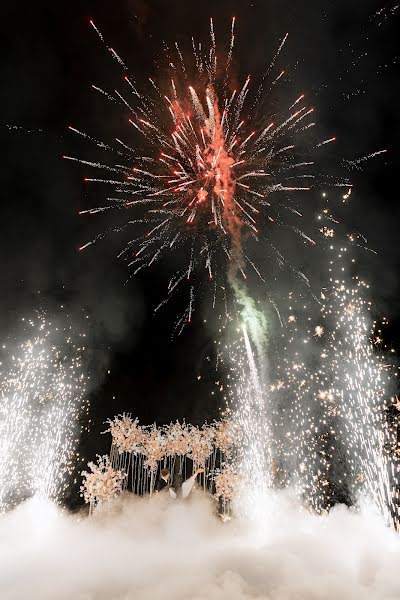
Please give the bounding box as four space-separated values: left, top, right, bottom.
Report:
1 1 399 505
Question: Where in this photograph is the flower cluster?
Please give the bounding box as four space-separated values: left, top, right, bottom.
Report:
165 421 191 456
142 425 166 472
105 414 144 454
80 455 125 507
188 425 214 468
213 419 236 455
214 465 240 501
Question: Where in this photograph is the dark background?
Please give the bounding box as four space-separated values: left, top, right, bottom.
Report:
1 0 399 504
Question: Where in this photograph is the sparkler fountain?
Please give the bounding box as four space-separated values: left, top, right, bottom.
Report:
233 323 272 520
273 241 400 528
318 248 398 526
0 314 88 512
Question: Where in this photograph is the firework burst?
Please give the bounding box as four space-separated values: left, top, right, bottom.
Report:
67 18 342 328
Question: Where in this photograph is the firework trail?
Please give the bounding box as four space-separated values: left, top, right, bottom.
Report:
0 314 88 511
68 18 341 329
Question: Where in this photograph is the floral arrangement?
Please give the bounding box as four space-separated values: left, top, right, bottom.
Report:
80 455 126 512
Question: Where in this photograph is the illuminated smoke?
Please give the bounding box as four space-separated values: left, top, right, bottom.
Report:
229 277 268 360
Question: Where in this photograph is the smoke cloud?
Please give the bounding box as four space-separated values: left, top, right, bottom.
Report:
229 278 269 360
1 490 399 600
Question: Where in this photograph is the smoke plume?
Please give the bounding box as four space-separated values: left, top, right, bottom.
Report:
0 490 399 599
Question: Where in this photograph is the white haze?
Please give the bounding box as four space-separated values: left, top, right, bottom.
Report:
0 490 399 600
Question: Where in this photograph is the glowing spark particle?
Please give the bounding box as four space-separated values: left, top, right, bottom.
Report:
321 227 334 238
